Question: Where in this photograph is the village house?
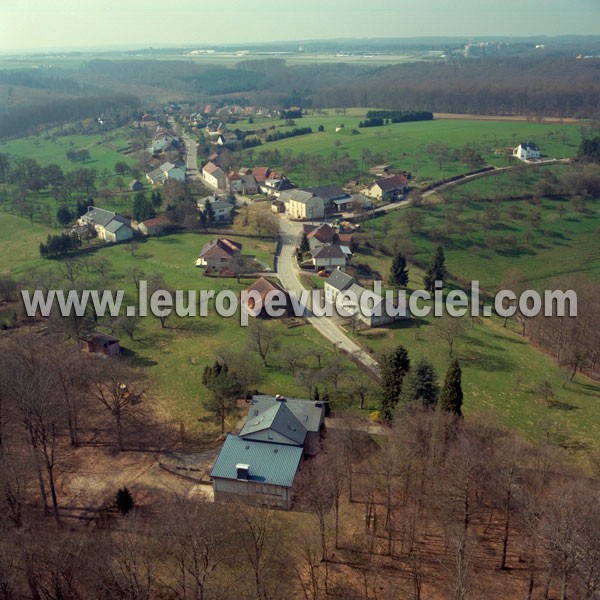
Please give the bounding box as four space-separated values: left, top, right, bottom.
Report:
197 195 235 222
261 176 296 197
324 269 356 304
78 207 133 243
339 282 408 327
210 395 325 509
202 161 227 189
280 189 325 220
306 184 350 212
146 161 185 185
242 277 291 318
195 238 241 269
513 141 541 161
311 242 349 270
362 173 409 201
137 215 171 237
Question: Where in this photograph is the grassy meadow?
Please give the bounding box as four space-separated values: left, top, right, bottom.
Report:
239 110 585 186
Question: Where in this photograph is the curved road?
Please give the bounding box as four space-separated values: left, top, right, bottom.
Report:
276 217 379 374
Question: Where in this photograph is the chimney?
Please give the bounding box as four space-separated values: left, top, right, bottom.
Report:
236 463 249 480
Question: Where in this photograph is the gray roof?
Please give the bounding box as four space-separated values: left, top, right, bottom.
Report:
249 395 325 434
325 269 355 292
240 401 306 446
279 189 318 205
306 184 349 202
210 434 303 487
520 141 540 151
82 207 117 227
105 220 125 234
312 243 346 260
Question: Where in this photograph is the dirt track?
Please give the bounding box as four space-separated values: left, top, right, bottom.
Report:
434 112 585 124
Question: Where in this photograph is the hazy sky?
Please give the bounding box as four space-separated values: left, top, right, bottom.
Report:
0 0 598 53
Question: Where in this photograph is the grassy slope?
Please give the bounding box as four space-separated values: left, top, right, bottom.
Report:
241 112 583 186
358 193 600 290
0 127 138 172
353 311 600 461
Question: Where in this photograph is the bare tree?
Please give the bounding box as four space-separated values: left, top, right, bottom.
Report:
248 319 279 367
88 358 145 451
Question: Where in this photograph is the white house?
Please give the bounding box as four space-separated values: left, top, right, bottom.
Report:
280 189 325 220
78 207 133 243
324 269 355 304
513 142 541 161
202 161 227 189
197 195 234 222
340 283 408 328
311 243 347 270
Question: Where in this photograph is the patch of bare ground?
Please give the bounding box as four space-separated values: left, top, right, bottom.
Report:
434 112 585 124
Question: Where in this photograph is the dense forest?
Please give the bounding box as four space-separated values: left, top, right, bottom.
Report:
1 52 599 139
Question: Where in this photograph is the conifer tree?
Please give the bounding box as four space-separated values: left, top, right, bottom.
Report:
423 244 447 293
389 251 409 288
401 358 439 407
439 358 463 417
299 231 310 254
379 345 410 421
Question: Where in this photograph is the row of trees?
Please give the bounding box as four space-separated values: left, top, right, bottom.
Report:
379 344 463 421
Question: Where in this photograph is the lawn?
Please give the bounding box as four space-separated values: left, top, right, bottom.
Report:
2 228 357 437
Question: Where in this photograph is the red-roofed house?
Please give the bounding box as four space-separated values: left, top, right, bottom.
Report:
252 166 271 185
196 238 242 269
242 277 291 318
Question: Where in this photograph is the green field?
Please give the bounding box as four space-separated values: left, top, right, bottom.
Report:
355 191 600 291
240 112 584 187
1 229 358 437
0 126 138 172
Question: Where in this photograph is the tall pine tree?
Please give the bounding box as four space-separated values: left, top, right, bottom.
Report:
439 358 463 417
299 231 310 254
379 345 410 421
202 361 238 433
423 244 447 293
389 252 409 288
401 358 439 407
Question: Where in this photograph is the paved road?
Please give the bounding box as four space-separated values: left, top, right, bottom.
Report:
182 132 200 181
276 217 379 374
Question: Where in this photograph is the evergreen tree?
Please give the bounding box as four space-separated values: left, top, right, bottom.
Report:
151 189 163 209
202 360 239 434
379 345 410 421
56 205 72 226
423 244 447 292
133 192 155 221
389 251 409 288
401 358 439 407
299 231 310 254
204 199 215 227
115 487 134 515
439 358 463 417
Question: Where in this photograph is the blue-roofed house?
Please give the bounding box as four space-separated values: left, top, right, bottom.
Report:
210 395 326 509
210 435 303 509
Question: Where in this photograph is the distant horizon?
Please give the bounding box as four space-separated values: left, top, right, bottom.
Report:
1 0 598 54
1 34 600 58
